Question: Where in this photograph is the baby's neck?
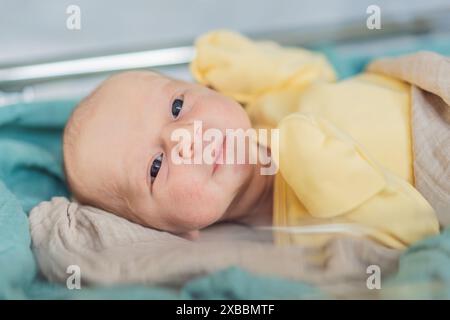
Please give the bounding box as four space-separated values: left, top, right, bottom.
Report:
222 161 275 227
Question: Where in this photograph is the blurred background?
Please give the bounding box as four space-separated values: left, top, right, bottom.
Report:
1 0 450 106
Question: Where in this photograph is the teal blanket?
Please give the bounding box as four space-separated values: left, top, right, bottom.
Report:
1 35 450 299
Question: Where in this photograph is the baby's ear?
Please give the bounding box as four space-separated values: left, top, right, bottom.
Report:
179 230 200 241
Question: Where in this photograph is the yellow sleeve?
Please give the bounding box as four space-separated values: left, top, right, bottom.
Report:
277 113 387 218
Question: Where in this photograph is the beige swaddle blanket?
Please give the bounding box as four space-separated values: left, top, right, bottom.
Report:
31 197 399 297
368 51 450 225
29 51 450 297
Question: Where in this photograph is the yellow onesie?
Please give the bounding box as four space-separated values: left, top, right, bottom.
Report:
191 30 440 249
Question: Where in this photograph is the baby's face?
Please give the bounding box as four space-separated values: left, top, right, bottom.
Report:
69 71 253 234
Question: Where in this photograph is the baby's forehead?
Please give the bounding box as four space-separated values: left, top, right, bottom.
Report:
99 71 187 105
104 71 173 91
85 70 202 133
82 71 180 143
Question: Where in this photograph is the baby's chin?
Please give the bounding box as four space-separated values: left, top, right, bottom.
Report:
181 230 201 240
164 209 225 234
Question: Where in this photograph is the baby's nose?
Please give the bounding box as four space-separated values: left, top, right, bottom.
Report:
177 137 194 159
167 122 201 161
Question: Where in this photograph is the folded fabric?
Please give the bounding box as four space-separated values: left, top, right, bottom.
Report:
30 197 400 298
367 51 450 112
367 51 450 226
0 100 73 299
382 225 450 299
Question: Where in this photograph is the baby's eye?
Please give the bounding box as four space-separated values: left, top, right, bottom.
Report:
171 97 184 119
150 153 163 183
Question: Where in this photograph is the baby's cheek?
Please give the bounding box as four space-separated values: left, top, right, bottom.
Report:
167 179 224 227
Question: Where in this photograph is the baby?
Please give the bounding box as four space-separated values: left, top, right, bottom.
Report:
63 31 440 248
63 71 275 240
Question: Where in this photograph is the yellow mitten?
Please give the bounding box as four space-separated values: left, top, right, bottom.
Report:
274 113 439 249
191 30 336 105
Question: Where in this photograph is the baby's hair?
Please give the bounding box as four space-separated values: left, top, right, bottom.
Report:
63 83 103 199
62 79 127 213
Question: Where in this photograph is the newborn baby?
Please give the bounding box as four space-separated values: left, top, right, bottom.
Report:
63 30 440 248
63 71 274 240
